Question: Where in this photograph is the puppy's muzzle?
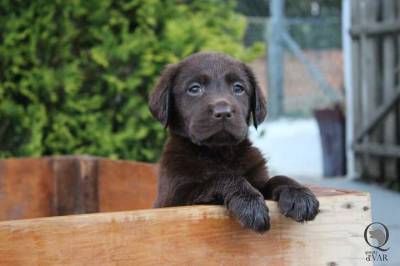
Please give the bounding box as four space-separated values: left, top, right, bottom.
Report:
209 100 234 121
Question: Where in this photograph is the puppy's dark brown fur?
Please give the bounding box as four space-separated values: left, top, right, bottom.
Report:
149 52 319 232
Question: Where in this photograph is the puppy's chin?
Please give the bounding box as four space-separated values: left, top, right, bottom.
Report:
191 130 247 147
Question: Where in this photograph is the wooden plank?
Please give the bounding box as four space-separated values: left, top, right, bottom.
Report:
355 89 400 142
0 193 372 266
0 157 157 220
98 159 157 212
353 143 400 157
360 0 381 179
52 156 99 215
0 158 54 221
350 20 400 37
352 0 400 186
382 0 398 181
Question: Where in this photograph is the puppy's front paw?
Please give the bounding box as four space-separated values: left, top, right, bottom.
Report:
227 193 270 233
277 186 319 222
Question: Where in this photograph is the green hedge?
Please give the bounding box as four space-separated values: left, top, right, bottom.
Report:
0 0 263 161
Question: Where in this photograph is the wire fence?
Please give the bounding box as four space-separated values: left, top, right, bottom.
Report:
243 14 343 117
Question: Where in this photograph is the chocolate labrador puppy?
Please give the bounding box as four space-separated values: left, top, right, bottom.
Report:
149 52 319 232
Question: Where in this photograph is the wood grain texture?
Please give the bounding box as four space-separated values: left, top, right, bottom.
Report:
0 158 54 220
98 159 157 211
53 156 99 215
350 0 400 185
0 193 372 266
382 0 399 181
0 157 157 221
0 156 365 222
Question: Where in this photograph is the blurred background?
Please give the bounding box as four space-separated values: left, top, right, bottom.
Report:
0 0 400 263
0 0 344 176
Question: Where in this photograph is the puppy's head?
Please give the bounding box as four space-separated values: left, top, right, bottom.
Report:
149 52 267 146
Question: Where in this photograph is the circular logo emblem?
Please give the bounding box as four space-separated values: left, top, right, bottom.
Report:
364 222 390 251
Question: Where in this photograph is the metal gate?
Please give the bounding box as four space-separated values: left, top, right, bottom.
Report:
267 0 343 118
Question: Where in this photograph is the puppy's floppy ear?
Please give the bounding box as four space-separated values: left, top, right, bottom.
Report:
148 64 179 127
242 63 267 129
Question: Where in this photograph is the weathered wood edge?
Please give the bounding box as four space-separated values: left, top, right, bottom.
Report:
0 193 370 227
0 193 372 266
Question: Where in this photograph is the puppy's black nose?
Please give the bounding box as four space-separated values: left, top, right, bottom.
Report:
211 101 233 119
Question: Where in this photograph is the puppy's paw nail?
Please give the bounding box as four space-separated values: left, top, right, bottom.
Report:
278 187 319 222
229 195 270 233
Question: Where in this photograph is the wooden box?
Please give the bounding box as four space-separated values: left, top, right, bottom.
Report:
0 156 372 265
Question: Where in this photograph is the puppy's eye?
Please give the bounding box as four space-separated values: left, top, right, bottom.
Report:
187 83 203 96
233 83 245 95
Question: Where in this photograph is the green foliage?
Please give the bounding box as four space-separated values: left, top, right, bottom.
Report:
0 0 263 161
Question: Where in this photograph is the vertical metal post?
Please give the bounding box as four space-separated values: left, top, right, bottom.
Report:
342 0 356 178
267 0 285 119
